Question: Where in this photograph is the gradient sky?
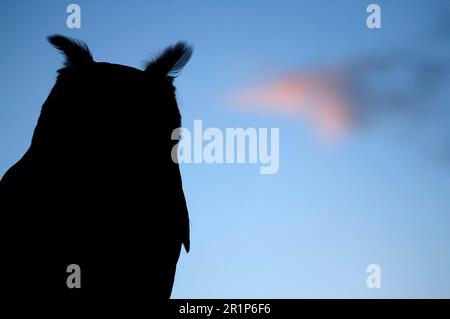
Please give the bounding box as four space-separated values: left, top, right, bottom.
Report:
1 0 449 298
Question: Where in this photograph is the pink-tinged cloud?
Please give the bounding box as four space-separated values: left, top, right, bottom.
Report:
231 70 355 140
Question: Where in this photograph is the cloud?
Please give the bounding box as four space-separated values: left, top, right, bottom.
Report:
229 5 450 164
230 3 450 137
230 51 450 149
231 70 354 140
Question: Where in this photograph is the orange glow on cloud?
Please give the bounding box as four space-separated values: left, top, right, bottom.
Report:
231 71 354 141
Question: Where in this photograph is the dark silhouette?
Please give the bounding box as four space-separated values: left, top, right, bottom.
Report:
0 35 191 305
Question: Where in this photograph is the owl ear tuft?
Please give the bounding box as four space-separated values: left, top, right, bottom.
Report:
48 34 94 68
145 42 193 78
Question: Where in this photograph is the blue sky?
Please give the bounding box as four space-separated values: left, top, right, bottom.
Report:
1 1 449 298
